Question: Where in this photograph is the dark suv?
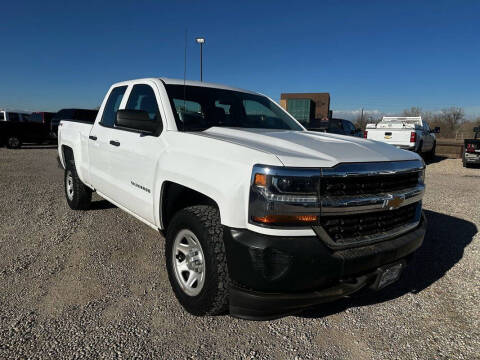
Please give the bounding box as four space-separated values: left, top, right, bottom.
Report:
308 118 362 137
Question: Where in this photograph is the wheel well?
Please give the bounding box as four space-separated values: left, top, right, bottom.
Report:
417 140 423 152
161 182 219 230
62 146 74 165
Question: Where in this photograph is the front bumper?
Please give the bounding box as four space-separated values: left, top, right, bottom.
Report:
395 144 415 150
465 153 480 163
224 212 427 320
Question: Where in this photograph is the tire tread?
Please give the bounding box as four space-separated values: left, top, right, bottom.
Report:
65 161 92 210
166 205 229 316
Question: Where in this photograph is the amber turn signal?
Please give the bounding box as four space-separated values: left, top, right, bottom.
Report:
254 173 267 186
252 215 318 224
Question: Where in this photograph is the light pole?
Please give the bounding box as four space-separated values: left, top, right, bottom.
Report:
195 37 205 81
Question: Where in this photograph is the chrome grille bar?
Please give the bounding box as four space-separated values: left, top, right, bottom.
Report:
320 184 424 215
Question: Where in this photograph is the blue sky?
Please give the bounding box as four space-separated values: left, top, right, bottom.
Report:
1 0 479 119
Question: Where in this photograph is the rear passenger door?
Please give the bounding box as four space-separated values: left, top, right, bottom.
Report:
106 82 165 224
88 86 128 196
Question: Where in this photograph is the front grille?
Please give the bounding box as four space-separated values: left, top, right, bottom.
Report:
320 172 419 196
319 203 418 242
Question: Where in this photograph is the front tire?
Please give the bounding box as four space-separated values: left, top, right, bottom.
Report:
165 205 229 316
64 162 92 210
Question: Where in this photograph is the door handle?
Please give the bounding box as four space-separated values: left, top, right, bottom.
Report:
89 135 97 141
109 140 120 147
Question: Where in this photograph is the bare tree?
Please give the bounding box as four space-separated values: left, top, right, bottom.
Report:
440 106 465 136
401 107 423 117
354 111 384 130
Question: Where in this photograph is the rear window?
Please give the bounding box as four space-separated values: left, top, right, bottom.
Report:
0 112 4 121
8 113 20 122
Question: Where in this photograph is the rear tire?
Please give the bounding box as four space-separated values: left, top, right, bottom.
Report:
165 205 229 316
64 161 92 210
6 136 22 149
426 142 436 161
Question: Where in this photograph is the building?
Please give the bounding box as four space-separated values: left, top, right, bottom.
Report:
279 93 330 127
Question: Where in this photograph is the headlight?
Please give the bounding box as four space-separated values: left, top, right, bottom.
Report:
418 168 425 185
249 165 320 227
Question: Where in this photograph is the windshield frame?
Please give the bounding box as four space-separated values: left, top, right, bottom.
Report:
164 84 305 132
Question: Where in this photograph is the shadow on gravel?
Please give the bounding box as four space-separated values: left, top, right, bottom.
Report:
89 199 117 210
425 155 448 165
300 210 477 319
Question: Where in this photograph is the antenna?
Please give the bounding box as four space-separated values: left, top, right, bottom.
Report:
183 29 187 115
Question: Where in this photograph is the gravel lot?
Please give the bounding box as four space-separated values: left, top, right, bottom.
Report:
0 147 478 359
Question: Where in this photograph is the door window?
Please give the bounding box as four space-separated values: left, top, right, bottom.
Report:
0 112 4 120
125 84 161 122
101 86 127 127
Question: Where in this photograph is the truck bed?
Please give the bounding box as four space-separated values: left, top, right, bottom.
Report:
58 119 94 184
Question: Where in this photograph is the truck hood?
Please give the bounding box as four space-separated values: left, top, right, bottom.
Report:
199 127 421 167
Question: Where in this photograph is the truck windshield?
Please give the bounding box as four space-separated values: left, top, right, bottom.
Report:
165 84 303 132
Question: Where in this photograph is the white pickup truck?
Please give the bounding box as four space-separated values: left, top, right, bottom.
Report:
58 78 427 319
365 117 439 159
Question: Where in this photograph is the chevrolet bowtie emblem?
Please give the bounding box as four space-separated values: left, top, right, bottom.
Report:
384 195 405 210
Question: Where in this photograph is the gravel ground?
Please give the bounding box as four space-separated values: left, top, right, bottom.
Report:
0 147 478 359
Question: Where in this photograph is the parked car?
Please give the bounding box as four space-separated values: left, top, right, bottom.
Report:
365 117 439 159
58 78 426 319
463 126 480 168
0 110 56 149
308 118 362 137
51 108 98 135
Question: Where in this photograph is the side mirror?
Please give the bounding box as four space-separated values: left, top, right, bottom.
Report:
115 109 158 134
474 126 480 133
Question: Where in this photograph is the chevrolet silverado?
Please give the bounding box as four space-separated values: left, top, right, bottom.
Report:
58 78 427 319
